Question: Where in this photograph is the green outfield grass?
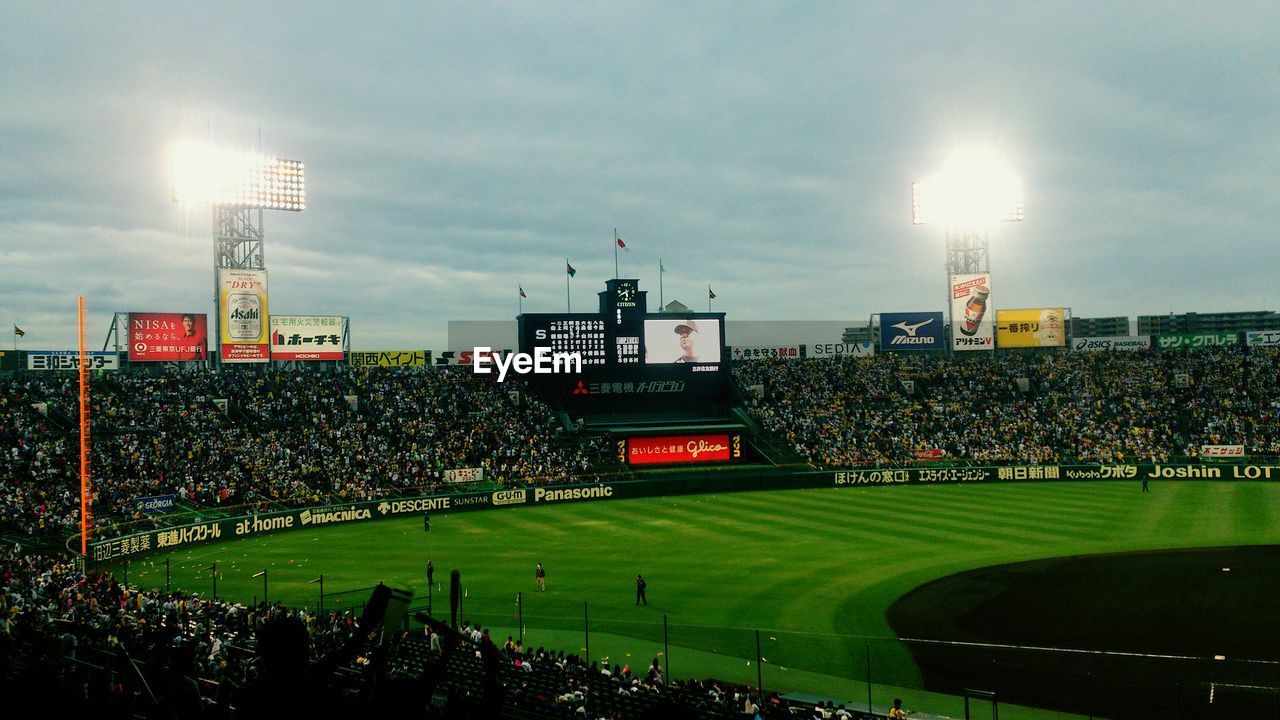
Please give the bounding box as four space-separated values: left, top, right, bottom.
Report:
110 481 1280 719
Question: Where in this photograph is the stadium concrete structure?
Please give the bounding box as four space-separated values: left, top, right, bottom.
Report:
7 278 1280 718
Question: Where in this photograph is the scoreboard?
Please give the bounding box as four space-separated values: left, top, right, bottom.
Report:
517 279 729 414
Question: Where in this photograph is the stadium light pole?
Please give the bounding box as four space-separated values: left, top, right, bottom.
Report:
912 148 1023 352
170 141 306 365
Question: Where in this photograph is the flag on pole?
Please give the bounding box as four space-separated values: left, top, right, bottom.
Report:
616 237 629 252
709 287 717 300
519 286 527 299
660 260 665 273
566 262 577 277
13 325 24 337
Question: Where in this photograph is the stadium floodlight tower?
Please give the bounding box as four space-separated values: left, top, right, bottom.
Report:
171 141 306 361
912 149 1023 350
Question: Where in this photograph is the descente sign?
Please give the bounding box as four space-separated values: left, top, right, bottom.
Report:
90 465 1280 562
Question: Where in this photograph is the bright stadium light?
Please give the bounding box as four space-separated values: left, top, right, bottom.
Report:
171 141 306 211
912 148 1023 226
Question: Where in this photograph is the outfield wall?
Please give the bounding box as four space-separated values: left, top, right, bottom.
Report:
88 462 1280 562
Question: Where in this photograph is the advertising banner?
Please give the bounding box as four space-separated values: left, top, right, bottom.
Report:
349 351 427 368
87 462 1280 561
996 308 1066 348
731 346 802 361
1200 445 1245 458
133 495 176 515
444 467 485 484
950 274 994 351
627 433 741 465
269 315 345 360
27 351 119 371
805 342 875 358
1072 336 1151 352
1155 333 1239 350
1245 331 1280 347
880 312 946 352
218 269 269 363
128 313 208 362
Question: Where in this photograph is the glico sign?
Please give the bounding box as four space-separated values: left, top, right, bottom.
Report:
626 433 742 466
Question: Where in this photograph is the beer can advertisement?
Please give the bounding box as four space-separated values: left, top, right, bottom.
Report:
269 315 345 360
950 274 994 351
128 313 208 362
996 308 1066 348
218 269 269 363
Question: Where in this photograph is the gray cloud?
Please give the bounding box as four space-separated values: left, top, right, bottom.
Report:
3 2 1280 349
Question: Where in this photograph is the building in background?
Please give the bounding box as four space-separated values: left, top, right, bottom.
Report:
1070 316 1130 337
1137 311 1280 335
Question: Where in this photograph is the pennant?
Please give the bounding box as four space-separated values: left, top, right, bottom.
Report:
709 287 717 300
566 263 576 277
13 325 24 337
519 286 527 299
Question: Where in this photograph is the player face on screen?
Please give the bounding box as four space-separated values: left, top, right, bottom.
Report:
675 322 697 362
182 314 196 336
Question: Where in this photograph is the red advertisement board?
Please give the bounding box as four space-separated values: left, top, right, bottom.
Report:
129 313 208 362
627 433 739 466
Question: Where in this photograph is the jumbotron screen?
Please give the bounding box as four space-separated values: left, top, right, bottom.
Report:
644 318 722 364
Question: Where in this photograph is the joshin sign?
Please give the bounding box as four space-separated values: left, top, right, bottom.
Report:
219 269 269 363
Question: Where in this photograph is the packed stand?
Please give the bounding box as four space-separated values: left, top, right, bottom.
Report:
0 367 610 536
736 346 1280 468
0 543 878 719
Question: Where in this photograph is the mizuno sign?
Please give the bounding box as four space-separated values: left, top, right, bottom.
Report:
880 312 945 351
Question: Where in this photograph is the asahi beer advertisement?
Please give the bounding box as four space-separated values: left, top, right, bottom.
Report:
218 269 269 363
269 315 345 361
128 313 209 362
996 308 1066 348
950 274 994 351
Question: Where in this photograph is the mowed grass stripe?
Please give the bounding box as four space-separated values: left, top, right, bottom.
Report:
134 482 1280 712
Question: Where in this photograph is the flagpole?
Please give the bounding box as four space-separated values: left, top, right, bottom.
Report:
659 260 664 312
613 229 618 279
518 288 523 315
709 285 712 312
566 259 571 312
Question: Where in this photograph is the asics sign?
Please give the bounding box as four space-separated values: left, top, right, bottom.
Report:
880 312 945 351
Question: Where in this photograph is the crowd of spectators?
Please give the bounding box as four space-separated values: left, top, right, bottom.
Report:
0 367 611 536
735 346 1280 468
0 543 876 719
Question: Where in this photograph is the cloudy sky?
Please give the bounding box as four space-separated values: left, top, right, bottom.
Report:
3 2 1279 350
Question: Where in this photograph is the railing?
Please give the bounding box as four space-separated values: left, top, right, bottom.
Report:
88 555 1280 720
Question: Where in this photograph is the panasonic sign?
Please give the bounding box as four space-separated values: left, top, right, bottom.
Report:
880 312 945 351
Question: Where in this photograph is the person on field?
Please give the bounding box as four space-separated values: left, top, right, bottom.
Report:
889 698 910 718
1142 476 1149 492
635 574 647 605
536 562 546 591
